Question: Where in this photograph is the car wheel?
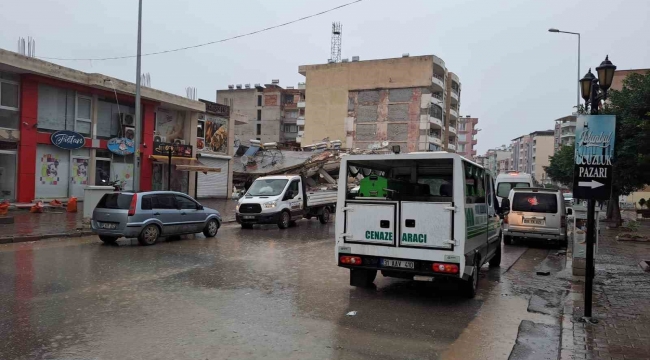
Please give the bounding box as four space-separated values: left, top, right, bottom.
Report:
138 224 160 246
241 224 253 229
489 239 502 267
319 207 331 224
278 211 291 229
503 234 513 245
99 235 118 244
463 260 480 298
203 219 219 238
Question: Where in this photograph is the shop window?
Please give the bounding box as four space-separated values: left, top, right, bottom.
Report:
76 95 92 137
0 79 19 130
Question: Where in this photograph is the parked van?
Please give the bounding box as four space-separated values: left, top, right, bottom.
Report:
335 152 501 298
500 187 567 245
495 172 534 207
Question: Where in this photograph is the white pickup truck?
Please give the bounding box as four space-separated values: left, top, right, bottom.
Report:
236 175 337 229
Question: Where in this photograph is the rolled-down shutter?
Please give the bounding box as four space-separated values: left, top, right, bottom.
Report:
197 157 229 198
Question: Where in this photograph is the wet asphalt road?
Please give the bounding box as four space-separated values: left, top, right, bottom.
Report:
0 220 560 360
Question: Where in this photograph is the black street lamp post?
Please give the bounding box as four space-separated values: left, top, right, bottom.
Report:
578 55 616 320
580 56 617 115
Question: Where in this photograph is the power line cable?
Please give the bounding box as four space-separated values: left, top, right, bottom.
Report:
38 0 362 61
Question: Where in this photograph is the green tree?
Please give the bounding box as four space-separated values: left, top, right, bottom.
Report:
544 144 575 187
603 71 650 225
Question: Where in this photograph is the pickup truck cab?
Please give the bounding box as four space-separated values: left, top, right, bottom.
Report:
236 175 337 229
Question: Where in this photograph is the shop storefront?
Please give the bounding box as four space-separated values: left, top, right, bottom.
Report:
196 100 232 198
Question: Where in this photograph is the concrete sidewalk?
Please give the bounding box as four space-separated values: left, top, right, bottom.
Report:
0 198 237 243
560 220 650 360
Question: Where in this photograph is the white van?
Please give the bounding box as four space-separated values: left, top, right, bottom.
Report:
335 152 501 298
495 172 534 207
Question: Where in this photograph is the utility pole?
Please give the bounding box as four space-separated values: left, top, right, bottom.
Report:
133 0 143 192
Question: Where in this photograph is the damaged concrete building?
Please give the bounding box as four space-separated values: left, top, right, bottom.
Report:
217 81 305 148
298 54 461 153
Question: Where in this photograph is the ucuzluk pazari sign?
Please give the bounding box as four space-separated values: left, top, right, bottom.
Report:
573 115 616 200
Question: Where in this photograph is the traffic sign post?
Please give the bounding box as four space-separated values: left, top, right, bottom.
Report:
573 115 616 319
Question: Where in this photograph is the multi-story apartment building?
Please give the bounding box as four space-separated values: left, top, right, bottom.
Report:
457 116 478 159
511 130 554 184
553 115 577 153
217 81 305 146
298 54 461 152
479 145 511 176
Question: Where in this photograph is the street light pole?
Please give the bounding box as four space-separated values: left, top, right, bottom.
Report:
548 28 580 111
133 0 143 192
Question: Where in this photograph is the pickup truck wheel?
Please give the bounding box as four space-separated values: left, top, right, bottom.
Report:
99 235 118 244
138 224 160 246
203 219 219 238
278 211 291 229
319 208 331 224
350 269 377 287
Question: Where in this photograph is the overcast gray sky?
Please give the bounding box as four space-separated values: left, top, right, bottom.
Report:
2 0 649 153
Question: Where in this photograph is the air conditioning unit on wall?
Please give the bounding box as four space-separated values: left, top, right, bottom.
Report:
120 113 135 126
154 135 167 143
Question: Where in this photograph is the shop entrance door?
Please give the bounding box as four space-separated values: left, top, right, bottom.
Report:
0 150 17 201
70 156 90 199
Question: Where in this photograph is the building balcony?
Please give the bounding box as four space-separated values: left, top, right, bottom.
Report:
283 117 297 124
561 132 575 138
429 117 443 129
448 143 456 151
561 121 577 128
432 73 445 91
297 101 305 108
450 90 459 104
283 102 297 109
298 130 304 137
472 139 477 145
449 108 458 119
298 82 306 90
448 126 457 135
297 117 305 126
431 93 443 107
428 135 442 146
296 136 302 143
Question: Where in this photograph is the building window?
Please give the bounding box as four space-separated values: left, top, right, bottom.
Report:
257 109 261 121
197 120 205 138
75 95 92 136
256 124 261 135
458 144 466 152
458 122 466 131
429 104 443 120
284 124 298 133
458 134 467 142
257 95 262 107
0 78 19 129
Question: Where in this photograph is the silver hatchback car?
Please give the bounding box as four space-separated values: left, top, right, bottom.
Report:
91 191 222 245
501 188 567 245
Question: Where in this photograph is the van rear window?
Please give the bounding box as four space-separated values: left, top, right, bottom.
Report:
96 194 133 209
512 193 558 213
497 182 530 198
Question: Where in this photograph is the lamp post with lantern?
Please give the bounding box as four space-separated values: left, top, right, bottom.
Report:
577 55 617 320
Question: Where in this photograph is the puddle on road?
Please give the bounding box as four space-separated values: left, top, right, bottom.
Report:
441 282 555 360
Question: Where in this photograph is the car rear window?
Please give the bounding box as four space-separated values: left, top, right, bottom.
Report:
96 194 133 209
512 193 558 213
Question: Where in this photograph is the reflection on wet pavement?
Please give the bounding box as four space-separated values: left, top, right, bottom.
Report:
0 221 565 360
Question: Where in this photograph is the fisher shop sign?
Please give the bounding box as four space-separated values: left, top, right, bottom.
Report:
50 130 85 150
573 115 616 200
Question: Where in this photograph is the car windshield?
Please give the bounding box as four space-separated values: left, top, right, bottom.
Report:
497 182 530 198
96 193 133 209
512 193 558 213
246 179 289 196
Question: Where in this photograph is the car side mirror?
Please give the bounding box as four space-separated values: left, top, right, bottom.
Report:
500 199 511 214
197 204 204 210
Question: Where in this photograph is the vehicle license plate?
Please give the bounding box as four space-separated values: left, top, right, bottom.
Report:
382 259 415 269
523 219 544 225
243 215 255 220
100 223 117 229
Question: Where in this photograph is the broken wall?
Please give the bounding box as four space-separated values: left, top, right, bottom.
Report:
348 87 428 152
